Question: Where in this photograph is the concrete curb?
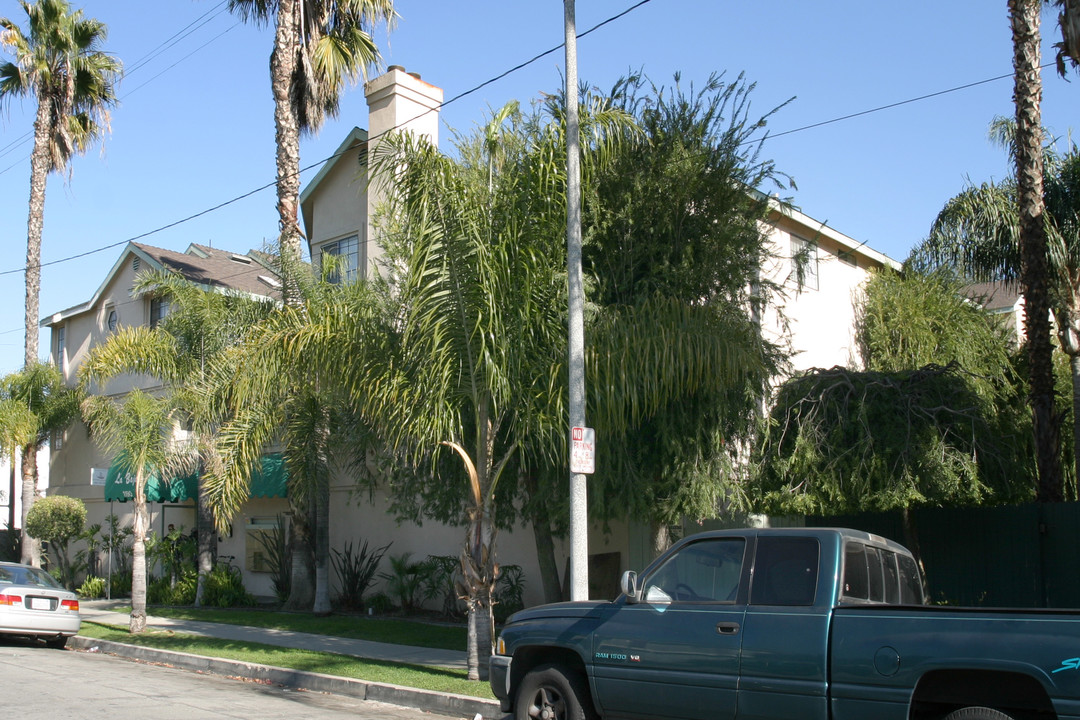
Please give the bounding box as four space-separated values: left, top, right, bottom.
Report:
69 635 503 719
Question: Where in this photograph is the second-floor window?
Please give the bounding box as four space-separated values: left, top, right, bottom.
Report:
55 326 66 373
791 236 819 291
150 296 170 329
322 235 360 284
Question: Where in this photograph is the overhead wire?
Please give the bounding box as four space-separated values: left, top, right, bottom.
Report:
0 0 1057 286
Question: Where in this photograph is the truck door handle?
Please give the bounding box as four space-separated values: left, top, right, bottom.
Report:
716 622 740 635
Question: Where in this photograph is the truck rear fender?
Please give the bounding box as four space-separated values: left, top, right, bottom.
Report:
909 668 1055 720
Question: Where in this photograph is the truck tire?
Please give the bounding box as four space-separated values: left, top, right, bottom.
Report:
515 663 595 720
942 707 1015 720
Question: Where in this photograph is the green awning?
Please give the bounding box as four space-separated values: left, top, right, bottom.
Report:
103 454 287 503
104 462 198 503
250 453 288 498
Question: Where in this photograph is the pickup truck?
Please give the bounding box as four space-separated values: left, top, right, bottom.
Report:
490 527 1080 720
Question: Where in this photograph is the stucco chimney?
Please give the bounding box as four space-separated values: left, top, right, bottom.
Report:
363 66 443 273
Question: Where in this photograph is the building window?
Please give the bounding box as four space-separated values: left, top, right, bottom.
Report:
837 249 857 268
149 296 170 329
55 326 66 372
791 236 819 291
322 235 360 284
107 308 118 332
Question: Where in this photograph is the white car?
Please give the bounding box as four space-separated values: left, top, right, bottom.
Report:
0 562 81 648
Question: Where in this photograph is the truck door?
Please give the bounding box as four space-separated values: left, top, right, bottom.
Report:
590 536 748 720
736 536 830 720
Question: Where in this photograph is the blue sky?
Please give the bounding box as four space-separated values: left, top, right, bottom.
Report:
1 0 1078 376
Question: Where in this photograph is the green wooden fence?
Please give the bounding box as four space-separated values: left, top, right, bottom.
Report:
811 502 1080 608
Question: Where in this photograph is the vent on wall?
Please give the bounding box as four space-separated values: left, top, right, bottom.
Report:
132 257 141 272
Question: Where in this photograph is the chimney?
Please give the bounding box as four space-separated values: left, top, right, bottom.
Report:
364 66 443 274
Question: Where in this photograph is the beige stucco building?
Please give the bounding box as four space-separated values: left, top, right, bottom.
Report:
42 67 898 606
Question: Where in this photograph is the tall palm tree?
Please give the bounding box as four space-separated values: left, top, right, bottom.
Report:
913 134 1080 496
79 388 177 634
1010 0 1062 502
0 363 80 566
0 0 121 366
75 270 273 605
226 0 395 295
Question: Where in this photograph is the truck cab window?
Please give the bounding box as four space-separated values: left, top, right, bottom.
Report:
750 537 819 606
897 553 925 604
643 538 745 604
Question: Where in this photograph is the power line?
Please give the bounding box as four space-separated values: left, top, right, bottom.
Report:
0 1 1050 281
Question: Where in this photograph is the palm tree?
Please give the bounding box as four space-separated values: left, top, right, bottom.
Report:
79 388 177 633
226 0 395 295
0 396 36 546
0 0 121 366
75 270 273 605
1012 0 1060 502
200 274 376 615
913 115 1080 497
0 363 81 566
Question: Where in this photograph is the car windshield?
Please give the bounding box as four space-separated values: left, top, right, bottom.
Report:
0 565 64 589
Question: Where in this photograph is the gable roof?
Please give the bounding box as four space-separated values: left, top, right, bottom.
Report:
42 241 281 327
300 126 368 243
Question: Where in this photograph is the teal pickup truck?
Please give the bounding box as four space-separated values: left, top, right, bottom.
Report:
490 527 1080 720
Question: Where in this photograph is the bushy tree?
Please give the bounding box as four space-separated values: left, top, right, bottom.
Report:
582 72 791 557
25 494 85 588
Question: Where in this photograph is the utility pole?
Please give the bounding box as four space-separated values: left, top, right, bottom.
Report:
564 0 589 601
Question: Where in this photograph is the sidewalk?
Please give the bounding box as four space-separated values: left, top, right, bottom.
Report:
74 599 500 719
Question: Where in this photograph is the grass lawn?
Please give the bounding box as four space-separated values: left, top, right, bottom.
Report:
78 621 494 699
136 606 468 650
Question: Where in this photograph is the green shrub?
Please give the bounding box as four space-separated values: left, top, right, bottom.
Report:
147 568 197 605
494 564 525 623
201 565 256 608
379 552 427 612
110 569 132 598
366 591 395 614
423 555 463 618
77 575 106 599
332 540 390 610
253 515 291 603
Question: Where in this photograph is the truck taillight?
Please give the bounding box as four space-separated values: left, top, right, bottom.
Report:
0 594 21 606
61 599 79 611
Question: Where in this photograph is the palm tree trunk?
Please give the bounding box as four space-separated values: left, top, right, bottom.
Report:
1071 353 1080 498
312 476 331 615
1011 0 1064 502
19 443 40 567
24 94 52 369
271 0 305 304
283 499 315 611
194 476 217 607
130 479 149 634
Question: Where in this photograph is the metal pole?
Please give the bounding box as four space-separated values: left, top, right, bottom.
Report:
565 0 589 601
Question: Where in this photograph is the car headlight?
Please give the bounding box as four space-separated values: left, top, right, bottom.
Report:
496 635 507 656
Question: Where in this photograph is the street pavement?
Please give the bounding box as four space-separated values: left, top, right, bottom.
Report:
74 600 502 719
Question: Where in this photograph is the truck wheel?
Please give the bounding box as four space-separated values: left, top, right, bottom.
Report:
515 664 595 720
942 707 1014 720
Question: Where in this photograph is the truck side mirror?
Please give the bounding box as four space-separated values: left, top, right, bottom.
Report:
621 570 640 603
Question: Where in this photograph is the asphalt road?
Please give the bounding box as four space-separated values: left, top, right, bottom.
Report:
0 639 467 720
